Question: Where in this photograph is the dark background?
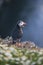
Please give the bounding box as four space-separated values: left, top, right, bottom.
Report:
0 0 43 47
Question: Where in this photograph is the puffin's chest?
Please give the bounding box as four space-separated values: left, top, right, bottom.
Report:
17 28 23 38
18 28 23 34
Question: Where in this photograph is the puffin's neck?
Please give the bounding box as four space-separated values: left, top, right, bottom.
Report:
17 25 23 33
17 25 21 29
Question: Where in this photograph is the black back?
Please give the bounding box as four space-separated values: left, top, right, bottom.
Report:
11 23 23 41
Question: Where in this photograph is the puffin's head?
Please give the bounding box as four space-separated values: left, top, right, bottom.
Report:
17 20 26 27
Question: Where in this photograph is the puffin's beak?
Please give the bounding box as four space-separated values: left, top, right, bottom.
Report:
22 22 26 27
23 22 26 26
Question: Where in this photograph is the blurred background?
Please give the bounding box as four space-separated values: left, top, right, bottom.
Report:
0 0 43 47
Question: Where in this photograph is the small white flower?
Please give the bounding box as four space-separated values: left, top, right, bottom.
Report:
38 52 43 55
30 50 37 53
25 50 29 54
5 52 12 57
0 55 3 58
31 62 36 65
37 57 43 64
39 57 43 61
37 57 43 63
25 60 31 65
10 58 14 61
16 62 19 64
4 57 9 61
9 47 14 51
15 58 20 61
21 56 27 61
20 60 24 64
4 47 8 50
31 53 35 56
5 64 9 65
0 50 5 54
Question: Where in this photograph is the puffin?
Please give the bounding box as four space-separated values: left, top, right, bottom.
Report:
11 20 26 42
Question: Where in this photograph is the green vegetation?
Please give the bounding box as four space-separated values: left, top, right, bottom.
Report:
0 43 43 65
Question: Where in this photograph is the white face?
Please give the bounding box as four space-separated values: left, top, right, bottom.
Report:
18 21 25 27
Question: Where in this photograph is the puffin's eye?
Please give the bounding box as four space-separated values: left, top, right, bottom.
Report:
18 22 23 26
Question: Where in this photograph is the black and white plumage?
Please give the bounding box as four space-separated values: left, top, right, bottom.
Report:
11 20 26 42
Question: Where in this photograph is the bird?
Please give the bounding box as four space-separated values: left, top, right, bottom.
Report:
11 20 26 43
